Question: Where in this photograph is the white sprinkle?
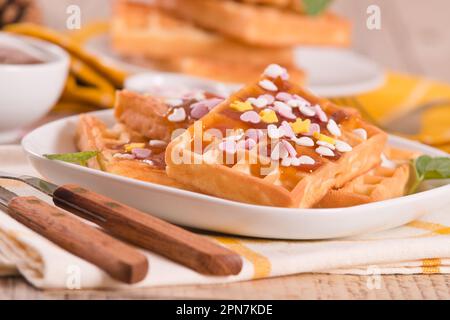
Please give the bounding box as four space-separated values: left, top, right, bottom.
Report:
167 107 186 122
193 91 206 101
113 153 135 160
299 105 316 117
274 101 289 110
263 64 287 79
267 124 282 139
290 157 301 166
248 97 268 108
281 157 292 167
282 140 297 157
280 121 295 138
335 140 352 152
149 140 167 148
292 95 311 108
142 159 155 166
298 155 316 165
259 79 278 92
316 140 336 150
294 137 314 147
353 128 368 140
165 98 183 107
327 119 341 137
381 153 397 169
287 99 300 108
316 146 335 157
274 102 296 120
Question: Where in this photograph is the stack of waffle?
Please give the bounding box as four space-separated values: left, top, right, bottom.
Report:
111 0 351 84
76 64 419 208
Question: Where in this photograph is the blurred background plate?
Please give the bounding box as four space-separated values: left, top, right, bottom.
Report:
85 34 385 97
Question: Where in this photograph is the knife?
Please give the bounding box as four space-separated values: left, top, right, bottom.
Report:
0 171 243 276
0 185 148 284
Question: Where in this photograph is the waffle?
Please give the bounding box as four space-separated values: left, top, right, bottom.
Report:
115 90 225 142
165 65 387 208
112 1 296 66
316 148 421 208
75 114 196 190
157 0 351 47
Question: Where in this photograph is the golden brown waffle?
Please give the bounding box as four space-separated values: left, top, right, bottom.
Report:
157 0 351 47
75 114 196 190
111 1 299 67
165 65 387 208
115 90 225 142
316 148 421 208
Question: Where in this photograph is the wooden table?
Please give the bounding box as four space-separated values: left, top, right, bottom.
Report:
2 0 450 300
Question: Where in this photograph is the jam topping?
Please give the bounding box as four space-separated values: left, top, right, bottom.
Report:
113 142 167 169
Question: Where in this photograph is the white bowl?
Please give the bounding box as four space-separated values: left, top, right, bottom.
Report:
22 110 450 240
0 32 69 143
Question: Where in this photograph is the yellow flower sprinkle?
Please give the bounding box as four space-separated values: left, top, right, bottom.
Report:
290 118 311 134
313 132 336 145
230 100 253 112
259 109 278 124
124 143 146 152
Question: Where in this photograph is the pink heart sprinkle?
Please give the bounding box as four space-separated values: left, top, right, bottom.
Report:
281 140 297 157
280 121 295 138
190 104 209 119
132 148 152 159
204 98 224 110
304 123 321 136
276 92 292 102
276 105 296 120
259 94 275 104
240 111 261 124
314 105 328 122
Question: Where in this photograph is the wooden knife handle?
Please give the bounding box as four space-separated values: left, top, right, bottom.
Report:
8 196 148 284
53 184 243 276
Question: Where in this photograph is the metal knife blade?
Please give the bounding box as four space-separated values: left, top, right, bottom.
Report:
0 186 18 208
0 171 106 223
0 171 58 197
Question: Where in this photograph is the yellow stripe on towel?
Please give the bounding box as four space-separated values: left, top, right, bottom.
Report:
215 237 271 279
422 258 441 274
407 221 450 236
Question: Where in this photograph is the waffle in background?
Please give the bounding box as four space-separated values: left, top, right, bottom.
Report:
111 0 311 84
157 0 351 47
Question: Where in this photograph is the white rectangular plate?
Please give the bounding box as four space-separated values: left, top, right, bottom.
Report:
22 110 450 239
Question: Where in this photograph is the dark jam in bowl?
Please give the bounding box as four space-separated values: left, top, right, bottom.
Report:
0 46 44 65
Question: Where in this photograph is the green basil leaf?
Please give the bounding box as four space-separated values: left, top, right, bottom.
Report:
302 0 332 16
422 157 450 179
44 151 99 167
408 155 450 194
414 155 432 179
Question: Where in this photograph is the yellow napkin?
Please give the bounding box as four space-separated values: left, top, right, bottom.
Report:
341 73 450 151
